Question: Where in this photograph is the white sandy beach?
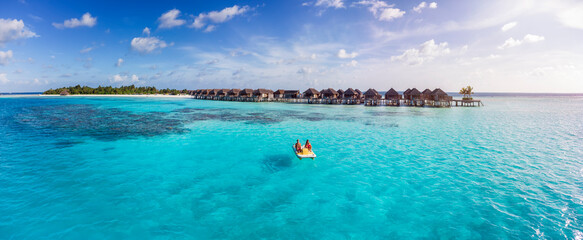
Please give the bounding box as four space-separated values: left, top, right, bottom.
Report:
1 94 194 98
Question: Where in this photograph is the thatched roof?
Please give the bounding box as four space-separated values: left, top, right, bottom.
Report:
208 89 220 95
409 88 421 96
385 88 399 96
284 90 300 94
364 88 380 96
422 89 433 95
240 88 253 95
322 88 338 96
274 89 285 94
303 88 320 95
217 89 230 95
403 88 411 95
254 88 274 94
355 89 362 95
60 90 70 95
431 88 448 96
227 89 241 95
337 89 344 95
344 88 357 96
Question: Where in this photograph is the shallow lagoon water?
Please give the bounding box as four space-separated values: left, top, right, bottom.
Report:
1 96 582 239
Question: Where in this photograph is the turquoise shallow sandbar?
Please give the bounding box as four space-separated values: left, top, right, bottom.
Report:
1 95 582 239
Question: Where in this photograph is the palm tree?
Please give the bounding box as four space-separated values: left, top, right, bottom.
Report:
459 86 474 99
459 87 467 98
465 85 474 99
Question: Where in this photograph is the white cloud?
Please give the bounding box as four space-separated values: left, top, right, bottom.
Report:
112 74 123 82
131 36 168 53
0 18 37 45
79 47 93 53
0 50 13 65
0 73 8 84
158 9 185 29
557 3 583 30
110 74 139 83
52 13 97 29
208 5 250 23
142 27 150 36
356 0 405 21
338 49 358 59
315 0 345 9
523 34 544 43
379 8 406 21
115 58 123 67
413 2 436 13
192 14 205 29
391 39 450 65
413 2 426 13
498 34 544 49
192 5 250 30
204 25 216 32
342 60 358 67
501 21 517 32
498 38 522 49
498 37 521 49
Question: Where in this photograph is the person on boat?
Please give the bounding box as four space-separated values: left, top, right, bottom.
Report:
294 139 302 153
305 140 312 152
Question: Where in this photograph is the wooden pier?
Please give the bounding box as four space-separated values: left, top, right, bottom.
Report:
452 99 484 107
191 88 483 108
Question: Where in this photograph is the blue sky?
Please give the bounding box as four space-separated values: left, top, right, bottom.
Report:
1 0 582 92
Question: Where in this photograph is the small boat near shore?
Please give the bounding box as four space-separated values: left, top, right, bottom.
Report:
292 145 316 160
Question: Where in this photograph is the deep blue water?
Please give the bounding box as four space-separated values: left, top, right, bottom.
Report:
1 95 582 239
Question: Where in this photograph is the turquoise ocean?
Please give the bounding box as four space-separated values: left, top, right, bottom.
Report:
1 95 582 239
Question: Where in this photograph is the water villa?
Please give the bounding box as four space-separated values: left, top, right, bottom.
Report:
191 87 482 107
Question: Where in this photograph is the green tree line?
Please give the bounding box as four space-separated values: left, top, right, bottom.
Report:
44 85 189 95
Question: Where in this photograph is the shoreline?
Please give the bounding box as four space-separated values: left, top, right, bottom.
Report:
1 94 194 98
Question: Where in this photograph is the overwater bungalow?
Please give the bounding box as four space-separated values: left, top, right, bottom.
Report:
274 89 285 99
404 88 422 106
208 89 219 97
337 89 344 98
321 88 340 104
322 88 339 99
430 88 451 107
303 88 321 99
227 89 241 100
364 88 381 106
344 88 358 99
217 89 229 99
239 88 254 100
403 88 411 99
283 90 300 98
343 88 361 104
421 89 433 100
364 88 381 100
253 89 274 101
385 88 400 106
355 89 363 99
204 89 212 97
